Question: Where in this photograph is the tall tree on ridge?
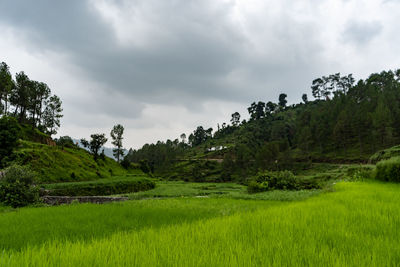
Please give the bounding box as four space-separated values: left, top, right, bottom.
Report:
278 93 287 109
230 112 241 127
42 95 63 136
0 62 14 115
110 124 125 162
11 71 31 121
89 133 108 161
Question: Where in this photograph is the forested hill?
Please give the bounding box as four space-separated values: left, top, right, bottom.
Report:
125 69 400 177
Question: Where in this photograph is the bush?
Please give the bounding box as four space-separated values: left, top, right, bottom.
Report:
120 157 131 169
369 146 400 164
45 178 156 196
55 136 77 149
0 165 40 207
347 166 374 181
247 181 269 193
375 157 400 182
248 170 321 193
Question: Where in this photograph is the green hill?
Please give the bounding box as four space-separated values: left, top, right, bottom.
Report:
13 140 133 183
125 69 400 181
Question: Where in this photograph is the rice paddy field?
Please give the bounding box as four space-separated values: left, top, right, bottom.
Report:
1 180 400 266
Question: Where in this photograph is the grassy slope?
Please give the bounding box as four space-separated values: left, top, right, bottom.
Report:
0 181 399 266
13 140 130 183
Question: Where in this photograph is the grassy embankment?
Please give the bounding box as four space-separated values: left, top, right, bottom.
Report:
13 140 129 183
42 175 155 196
0 181 399 266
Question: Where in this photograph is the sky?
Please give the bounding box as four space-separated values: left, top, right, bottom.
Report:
0 0 399 149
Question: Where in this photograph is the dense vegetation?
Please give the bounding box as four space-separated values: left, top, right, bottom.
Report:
374 157 400 182
0 62 63 135
0 165 40 208
125 69 400 181
247 170 321 193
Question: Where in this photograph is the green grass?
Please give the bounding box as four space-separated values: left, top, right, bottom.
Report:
127 180 324 201
0 197 276 252
13 140 133 182
1 181 400 266
42 176 155 196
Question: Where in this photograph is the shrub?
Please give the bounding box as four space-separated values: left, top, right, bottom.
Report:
347 166 374 181
369 145 400 163
45 178 156 196
375 157 400 182
247 181 269 193
120 157 131 169
248 170 321 193
0 165 40 207
55 136 76 149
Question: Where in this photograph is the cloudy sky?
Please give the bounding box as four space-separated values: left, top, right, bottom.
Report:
0 0 399 149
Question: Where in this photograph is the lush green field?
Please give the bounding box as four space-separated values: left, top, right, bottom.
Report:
0 197 274 251
0 180 399 266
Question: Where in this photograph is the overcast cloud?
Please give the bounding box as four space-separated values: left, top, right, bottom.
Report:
0 0 399 148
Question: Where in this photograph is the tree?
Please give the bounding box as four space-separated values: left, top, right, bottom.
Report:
265 101 277 114
205 128 213 140
42 95 63 136
230 112 241 127
180 133 186 144
255 101 266 119
188 133 194 147
302 94 308 104
89 134 108 161
298 126 312 154
333 110 352 154
0 116 20 167
278 93 287 109
11 71 31 121
192 126 206 146
110 124 125 162
248 101 265 120
0 62 14 115
221 152 235 181
80 138 89 148
372 97 393 146
55 136 76 149
311 78 323 100
32 82 50 128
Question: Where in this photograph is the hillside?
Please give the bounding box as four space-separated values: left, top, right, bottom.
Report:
125 69 400 181
13 140 133 183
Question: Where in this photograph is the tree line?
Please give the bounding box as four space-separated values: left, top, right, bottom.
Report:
0 62 63 136
125 68 400 177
